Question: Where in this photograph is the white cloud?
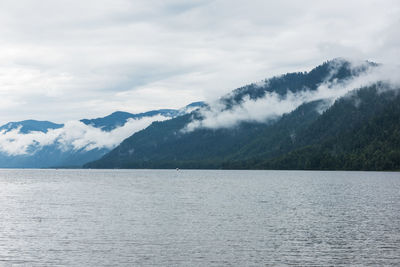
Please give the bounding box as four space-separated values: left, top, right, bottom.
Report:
0 115 168 156
184 62 400 131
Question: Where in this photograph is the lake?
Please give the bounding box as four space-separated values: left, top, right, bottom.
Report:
0 169 399 266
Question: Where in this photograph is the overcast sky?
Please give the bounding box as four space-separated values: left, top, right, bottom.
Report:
0 0 398 124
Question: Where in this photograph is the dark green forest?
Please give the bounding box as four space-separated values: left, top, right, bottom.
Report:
84 60 400 171
223 86 400 170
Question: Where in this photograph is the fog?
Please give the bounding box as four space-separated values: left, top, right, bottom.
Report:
184 62 400 132
0 115 168 155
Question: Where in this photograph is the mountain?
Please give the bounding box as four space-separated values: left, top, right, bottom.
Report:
0 146 109 169
80 102 205 131
0 120 63 134
85 59 399 170
0 103 203 168
84 101 322 169
80 110 178 131
253 85 400 170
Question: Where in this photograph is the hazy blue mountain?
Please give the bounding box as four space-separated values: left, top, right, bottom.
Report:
80 110 178 131
85 59 397 170
177 101 206 114
0 103 203 168
0 120 63 134
80 102 205 131
0 147 109 169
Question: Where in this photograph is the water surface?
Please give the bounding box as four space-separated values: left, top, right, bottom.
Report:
0 169 399 266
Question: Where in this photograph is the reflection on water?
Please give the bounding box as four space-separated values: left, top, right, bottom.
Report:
0 169 399 266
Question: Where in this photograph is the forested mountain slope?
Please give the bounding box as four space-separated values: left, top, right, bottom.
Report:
85 59 399 170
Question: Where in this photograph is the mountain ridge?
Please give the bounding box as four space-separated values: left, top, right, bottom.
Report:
84 59 398 170
0 120 64 134
0 102 204 168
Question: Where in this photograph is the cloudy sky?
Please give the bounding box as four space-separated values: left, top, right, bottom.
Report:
0 0 399 124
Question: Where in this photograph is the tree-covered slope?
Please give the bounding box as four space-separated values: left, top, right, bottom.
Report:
253 86 400 170
223 58 375 105
85 59 390 170
84 103 320 169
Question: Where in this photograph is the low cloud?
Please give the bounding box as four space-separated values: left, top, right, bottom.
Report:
184 62 400 132
0 115 168 156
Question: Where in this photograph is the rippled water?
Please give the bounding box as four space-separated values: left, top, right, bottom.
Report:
0 169 399 266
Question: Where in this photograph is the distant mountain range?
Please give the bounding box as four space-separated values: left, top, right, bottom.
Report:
0 120 64 134
84 58 400 171
1 58 398 170
0 102 204 168
80 101 205 131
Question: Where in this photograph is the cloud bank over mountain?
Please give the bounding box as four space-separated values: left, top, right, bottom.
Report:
0 115 168 156
184 61 400 131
